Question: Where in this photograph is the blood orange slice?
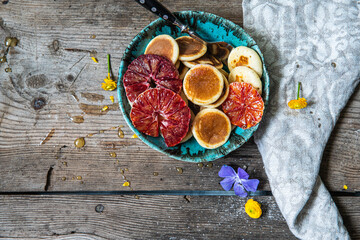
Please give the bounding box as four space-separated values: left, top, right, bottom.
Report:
222 82 264 129
130 88 191 147
123 54 182 104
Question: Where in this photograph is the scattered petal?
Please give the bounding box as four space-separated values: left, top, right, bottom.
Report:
242 179 259 192
220 177 235 191
234 183 247 197
237 167 249 180
101 106 109 111
110 96 114 103
91 57 98 63
219 165 237 178
131 134 138 138
122 181 130 187
343 185 348 190
245 199 262 218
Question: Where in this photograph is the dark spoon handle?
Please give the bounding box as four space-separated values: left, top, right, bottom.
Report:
133 0 205 44
134 0 179 26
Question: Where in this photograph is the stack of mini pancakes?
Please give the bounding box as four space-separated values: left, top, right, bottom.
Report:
144 34 263 149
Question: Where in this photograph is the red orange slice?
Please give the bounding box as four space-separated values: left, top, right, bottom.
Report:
222 82 264 129
130 88 191 147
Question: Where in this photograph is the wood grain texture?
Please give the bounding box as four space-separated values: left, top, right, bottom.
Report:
0 195 296 239
0 0 358 193
0 195 358 239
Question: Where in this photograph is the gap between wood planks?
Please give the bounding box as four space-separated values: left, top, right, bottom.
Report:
0 190 359 196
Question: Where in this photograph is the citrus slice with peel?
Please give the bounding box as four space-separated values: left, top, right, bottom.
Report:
222 82 264 129
123 54 182 104
130 88 191 147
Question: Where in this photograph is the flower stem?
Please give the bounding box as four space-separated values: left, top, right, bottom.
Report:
107 54 111 79
297 82 301 100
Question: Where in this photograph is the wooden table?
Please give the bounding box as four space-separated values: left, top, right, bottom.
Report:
0 0 359 239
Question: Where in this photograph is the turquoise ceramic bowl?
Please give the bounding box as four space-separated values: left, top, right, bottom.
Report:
118 11 269 162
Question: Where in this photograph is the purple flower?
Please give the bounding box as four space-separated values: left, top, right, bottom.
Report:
218 165 260 197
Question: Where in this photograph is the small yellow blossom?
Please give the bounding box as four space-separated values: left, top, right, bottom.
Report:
131 134 138 138
343 185 348 190
245 199 262 219
288 82 307 109
101 77 117 91
288 98 307 109
110 96 114 103
101 106 109 111
91 57 98 63
101 54 117 91
123 181 130 187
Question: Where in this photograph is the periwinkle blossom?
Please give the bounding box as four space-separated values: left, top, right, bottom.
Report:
219 165 259 197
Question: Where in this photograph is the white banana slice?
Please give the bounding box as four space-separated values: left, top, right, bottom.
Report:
228 46 263 77
228 66 262 94
145 34 179 64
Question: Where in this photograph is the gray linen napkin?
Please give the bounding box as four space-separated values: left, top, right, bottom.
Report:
243 0 360 239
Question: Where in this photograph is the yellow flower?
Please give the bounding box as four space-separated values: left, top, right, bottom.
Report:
288 82 307 109
245 199 262 219
101 77 117 91
110 96 114 103
343 185 348 190
288 98 307 109
123 181 130 187
101 54 117 91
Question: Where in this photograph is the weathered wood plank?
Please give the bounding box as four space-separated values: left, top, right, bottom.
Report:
320 84 360 192
0 0 358 193
0 195 297 239
0 195 358 239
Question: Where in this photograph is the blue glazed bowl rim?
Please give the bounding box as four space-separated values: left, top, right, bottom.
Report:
117 11 269 162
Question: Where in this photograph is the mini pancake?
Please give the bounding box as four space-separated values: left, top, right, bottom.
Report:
180 90 188 105
208 42 232 61
180 110 196 143
202 74 229 108
178 61 189 80
183 64 224 106
228 46 263 77
228 66 262 94
176 36 207 61
182 53 223 69
192 108 231 149
145 34 179 64
218 69 229 79
175 60 181 69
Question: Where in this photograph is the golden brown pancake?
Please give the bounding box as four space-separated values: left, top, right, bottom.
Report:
180 90 188 105
192 108 231 149
180 110 195 143
145 35 179 64
183 64 224 106
203 74 229 108
178 61 189 80
218 69 229 79
176 36 207 61
182 52 223 69
175 60 181 69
